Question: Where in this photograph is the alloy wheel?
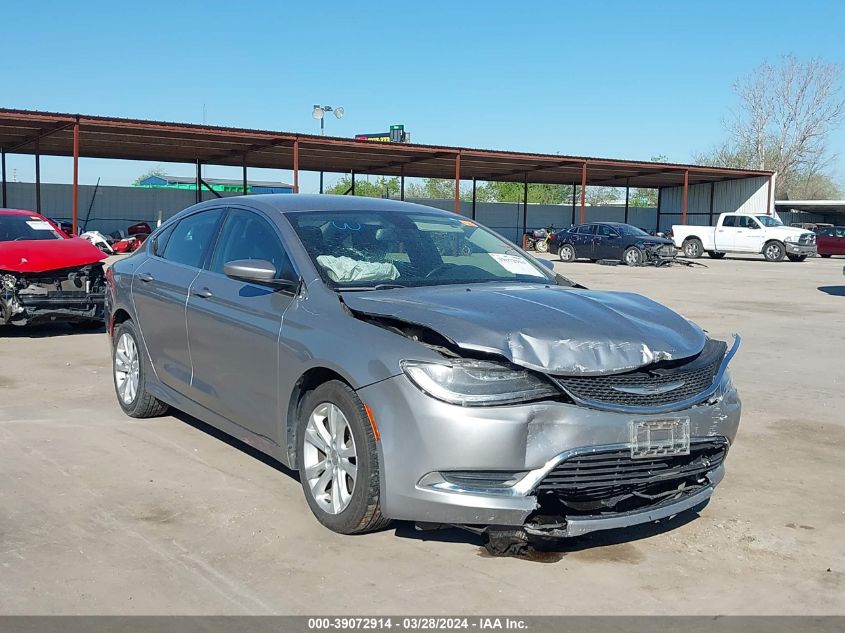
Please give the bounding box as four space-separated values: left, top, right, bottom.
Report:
560 245 575 262
625 248 642 265
302 402 358 515
114 333 140 405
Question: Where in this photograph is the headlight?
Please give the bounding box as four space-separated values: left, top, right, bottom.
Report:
401 359 558 406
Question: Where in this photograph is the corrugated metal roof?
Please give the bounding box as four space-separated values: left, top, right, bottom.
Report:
0 108 773 188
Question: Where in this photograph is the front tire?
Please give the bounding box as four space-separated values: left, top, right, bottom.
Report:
535 239 549 253
820 254 832 258
683 238 703 259
707 251 726 259
623 246 643 266
112 320 169 418
559 244 576 262
763 241 786 262
787 254 807 262
297 380 389 535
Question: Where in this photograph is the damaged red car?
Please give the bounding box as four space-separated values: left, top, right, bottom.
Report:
0 209 107 327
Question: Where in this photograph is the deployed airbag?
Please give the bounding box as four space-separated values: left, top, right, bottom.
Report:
317 255 400 283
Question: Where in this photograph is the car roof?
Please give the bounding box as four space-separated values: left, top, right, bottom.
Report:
188 194 457 216
0 208 45 216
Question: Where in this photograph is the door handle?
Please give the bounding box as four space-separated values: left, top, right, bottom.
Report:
138 273 154 283
191 287 213 299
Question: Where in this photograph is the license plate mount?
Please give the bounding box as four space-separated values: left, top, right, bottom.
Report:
630 418 690 459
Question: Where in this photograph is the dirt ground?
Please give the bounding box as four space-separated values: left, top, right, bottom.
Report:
1 254 843 615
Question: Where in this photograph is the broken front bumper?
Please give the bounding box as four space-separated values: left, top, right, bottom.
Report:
2 288 105 325
357 369 740 538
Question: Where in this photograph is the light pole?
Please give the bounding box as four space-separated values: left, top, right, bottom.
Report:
312 105 344 193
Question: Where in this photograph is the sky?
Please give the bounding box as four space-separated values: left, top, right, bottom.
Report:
2 0 845 192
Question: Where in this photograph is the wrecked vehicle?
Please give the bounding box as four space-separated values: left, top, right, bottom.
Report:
550 222 677 265
106 195 740 550
1 209 106 327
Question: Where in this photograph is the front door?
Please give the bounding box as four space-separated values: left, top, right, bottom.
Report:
186 208 298 441
732 215 766 252
131 208 224 392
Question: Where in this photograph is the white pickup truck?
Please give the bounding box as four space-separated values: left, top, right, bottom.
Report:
671 213 817 262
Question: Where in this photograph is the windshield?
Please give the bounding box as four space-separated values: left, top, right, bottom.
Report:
756 215 783 227
0 215 64 242
616 224 649 237
288 210 554 289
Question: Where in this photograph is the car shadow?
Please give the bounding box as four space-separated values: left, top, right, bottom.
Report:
0 322 106 338
818 285 845 296
393 501 706 556
169 409 299 481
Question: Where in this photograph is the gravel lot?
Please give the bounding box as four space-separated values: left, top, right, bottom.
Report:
1 254 843 615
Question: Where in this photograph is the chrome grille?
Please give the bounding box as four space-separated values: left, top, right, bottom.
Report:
535 439 728 502
799 233 816 244
553 339 726 408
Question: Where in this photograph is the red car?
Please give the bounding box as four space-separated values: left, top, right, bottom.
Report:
816 226 845 258
0 209 107 327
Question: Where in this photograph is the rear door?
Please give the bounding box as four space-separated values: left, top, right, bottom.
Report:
575 224 595 257
185 207 298 440
131 208 224 393
594 224 621 259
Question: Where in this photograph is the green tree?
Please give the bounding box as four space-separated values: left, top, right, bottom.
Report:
133 166 167 185
480 182 573 204
326 175 400 198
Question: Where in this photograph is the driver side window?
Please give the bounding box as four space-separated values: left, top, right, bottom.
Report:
209 209 294 281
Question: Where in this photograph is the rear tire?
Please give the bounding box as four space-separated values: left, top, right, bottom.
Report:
707 251 726 259
112 320 169 418
683 238 703 259
763 241 786 262
297 380 389 535
559 244 576 262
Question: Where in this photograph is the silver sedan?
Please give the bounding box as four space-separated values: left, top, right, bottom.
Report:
105 195 740 551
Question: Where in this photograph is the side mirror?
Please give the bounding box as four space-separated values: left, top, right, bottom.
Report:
224 259 298 290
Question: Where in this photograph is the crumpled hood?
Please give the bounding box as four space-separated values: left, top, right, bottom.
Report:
0 237 106 273
342 284 707 376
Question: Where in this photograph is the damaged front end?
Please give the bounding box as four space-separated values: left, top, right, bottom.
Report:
345 285 741 549
0 262 106 326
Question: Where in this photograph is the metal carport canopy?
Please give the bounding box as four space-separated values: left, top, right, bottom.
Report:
0 108 771 188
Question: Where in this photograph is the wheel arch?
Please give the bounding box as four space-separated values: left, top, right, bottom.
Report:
285 366 356 467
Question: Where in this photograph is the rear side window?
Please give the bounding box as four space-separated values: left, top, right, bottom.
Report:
836 228 845 238
576 225 594 235
163 208 224 268
722 216 737 227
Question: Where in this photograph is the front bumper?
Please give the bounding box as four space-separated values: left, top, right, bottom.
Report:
4 290 104 325
784 242 817 256
357 372 741 536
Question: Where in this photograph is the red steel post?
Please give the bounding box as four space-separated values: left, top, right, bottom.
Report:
72 122 80 235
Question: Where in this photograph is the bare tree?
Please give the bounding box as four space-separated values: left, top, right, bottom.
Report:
730 55 845 182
